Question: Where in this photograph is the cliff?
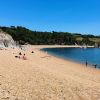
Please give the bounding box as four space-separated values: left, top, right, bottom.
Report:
0 29 15 48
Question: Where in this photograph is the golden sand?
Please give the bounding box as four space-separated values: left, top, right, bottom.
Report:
0 45 100 100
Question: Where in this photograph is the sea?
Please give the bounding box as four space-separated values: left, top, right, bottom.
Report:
41 47 100 69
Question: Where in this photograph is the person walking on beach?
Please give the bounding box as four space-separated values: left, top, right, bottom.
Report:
86 60 88 67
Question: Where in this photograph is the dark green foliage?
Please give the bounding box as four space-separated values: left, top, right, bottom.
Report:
0 26 99 45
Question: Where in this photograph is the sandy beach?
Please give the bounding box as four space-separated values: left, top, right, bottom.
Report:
0 45 100 100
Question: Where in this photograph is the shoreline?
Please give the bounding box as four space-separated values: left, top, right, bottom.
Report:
32 45 100 79
33 45 97 70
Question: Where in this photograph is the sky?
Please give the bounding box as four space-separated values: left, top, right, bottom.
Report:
0 0 100 35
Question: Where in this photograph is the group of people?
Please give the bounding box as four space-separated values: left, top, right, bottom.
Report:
19 52 27 60
15 52 27 60
85 60 97 68
15 51 34 60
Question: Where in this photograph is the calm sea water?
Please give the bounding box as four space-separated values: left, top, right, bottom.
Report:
41 47 100 68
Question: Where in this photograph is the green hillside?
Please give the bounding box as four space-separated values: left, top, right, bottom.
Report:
0 26 100 46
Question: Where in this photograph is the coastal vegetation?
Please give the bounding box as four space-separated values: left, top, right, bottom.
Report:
0 26 100 46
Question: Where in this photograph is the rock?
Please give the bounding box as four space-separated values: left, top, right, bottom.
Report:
0 30 16 48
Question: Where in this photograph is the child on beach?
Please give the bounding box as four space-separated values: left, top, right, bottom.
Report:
22 54 27 60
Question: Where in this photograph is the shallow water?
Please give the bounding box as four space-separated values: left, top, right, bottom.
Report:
42 47 100 68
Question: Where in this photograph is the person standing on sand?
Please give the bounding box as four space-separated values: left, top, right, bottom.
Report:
86 60 88 66
94 64 97 68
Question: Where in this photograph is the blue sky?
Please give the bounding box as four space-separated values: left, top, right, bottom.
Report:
0 0 100 35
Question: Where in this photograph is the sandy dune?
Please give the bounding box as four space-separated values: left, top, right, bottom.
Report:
0 45 100 100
